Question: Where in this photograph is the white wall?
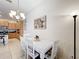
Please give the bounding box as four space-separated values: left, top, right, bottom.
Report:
25 0 79 59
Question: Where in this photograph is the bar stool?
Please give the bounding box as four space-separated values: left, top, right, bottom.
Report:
0 35 5 45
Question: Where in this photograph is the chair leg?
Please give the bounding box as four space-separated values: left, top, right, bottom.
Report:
3 38 5 45
33 51 35 59
24 53 27 59
27 53 28 59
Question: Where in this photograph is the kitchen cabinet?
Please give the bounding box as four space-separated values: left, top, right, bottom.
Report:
8 22 17 29
8 31 19 39
0 20 8 26
8 20 24 39
0 19 24 39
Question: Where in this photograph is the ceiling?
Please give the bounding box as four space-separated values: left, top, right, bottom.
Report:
0 0 79 19
0 0 43 19
0 0 16 19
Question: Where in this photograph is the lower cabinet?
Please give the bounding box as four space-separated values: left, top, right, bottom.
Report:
8 30 20 39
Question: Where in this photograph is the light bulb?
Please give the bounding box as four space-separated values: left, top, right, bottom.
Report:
16 15 20 19
9 13 13 18
20 13 25 19
10 10 16 16
71 10 79 16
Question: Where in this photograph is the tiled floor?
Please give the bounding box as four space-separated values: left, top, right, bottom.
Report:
0 39 25 59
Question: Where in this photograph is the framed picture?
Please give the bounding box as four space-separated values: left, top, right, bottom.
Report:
34 16 46 29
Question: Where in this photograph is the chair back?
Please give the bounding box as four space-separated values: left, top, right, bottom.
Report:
52 41 58 58
27 38 35 57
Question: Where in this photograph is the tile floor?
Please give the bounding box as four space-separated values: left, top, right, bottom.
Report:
0 39 25 59
0 39 53 59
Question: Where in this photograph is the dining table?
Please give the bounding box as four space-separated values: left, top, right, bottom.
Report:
23 38 55 59
33 39 54 59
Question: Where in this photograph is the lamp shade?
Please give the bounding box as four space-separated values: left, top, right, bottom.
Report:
9 10 25 20
15 15 20 20
71 10 79 16
9 13 13 18
10 10 16 16
20 13 25 19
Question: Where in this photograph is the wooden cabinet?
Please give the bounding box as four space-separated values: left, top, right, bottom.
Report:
8 21 17 39
0 19 24 39
8 32 19 39
0 20 8 26
17 20 24 36
8 20 24 39
8 22 17 29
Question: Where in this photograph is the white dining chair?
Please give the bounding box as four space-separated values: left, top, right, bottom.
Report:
44 41 58 59
20 36 27 59
20 33 35 59
27 39 40 59
51 41 58 59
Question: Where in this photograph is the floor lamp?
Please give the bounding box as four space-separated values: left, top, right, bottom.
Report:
73 15 77 59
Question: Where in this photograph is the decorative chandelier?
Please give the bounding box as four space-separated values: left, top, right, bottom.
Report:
9 0 25 20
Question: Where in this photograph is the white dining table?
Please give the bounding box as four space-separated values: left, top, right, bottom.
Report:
33 39 54 59
23 38 54 59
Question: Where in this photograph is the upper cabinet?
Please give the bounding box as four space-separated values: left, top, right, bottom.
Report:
0 20 8 26
8 20 23 30
8 22 17 29
8 20 24 39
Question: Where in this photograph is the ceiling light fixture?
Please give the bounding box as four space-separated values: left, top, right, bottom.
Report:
9 0 25 21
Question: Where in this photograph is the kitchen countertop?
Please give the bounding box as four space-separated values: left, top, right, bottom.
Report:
0 29 17 35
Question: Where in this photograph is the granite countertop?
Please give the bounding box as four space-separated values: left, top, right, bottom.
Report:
8 29 16 33
0 26 17 35
0 29 17 35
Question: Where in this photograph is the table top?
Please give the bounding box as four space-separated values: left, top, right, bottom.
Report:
23 38 54 54
33 39 54 53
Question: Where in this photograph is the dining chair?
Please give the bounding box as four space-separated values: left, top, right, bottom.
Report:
45 41 58 59
20 36 27 59
51 41 58 59
27 39 40 59
20 33 34 59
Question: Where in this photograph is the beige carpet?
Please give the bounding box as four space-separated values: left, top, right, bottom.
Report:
0 39 25 59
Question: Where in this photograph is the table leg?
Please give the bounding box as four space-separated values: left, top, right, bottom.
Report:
3 38 5 45
40 53 44 59
26 46 28 59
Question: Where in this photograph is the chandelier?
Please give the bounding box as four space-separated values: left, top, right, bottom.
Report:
9 0 25 20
